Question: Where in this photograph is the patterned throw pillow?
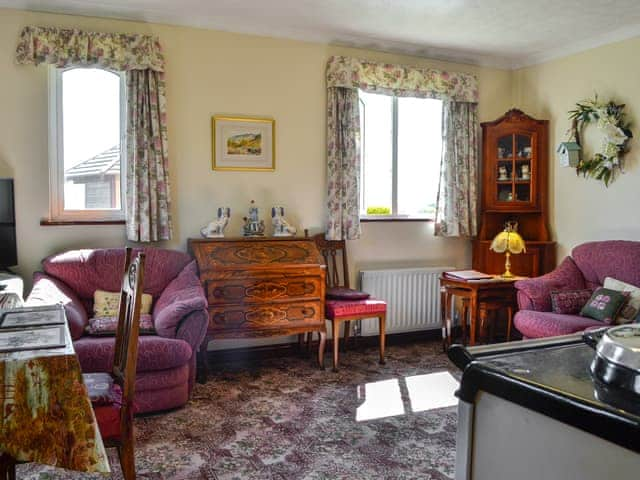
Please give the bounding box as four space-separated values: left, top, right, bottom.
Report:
603 277 640 324
84 372 118 406
326 287 370 301
85 314 156 336
93 290 153 317
550 289 593 315
580 287 629 324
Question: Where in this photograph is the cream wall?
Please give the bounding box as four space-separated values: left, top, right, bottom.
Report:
0 8 512 282
0 8 512 348
513 37 640 260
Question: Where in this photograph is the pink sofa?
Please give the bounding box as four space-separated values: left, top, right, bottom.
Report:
27 247 208 414
514 241 640 339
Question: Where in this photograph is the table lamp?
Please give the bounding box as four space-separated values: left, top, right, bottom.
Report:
490 222 526 278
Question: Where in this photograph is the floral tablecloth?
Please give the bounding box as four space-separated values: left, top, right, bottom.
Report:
0 320 110 473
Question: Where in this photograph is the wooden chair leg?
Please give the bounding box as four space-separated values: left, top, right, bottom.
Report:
378 314 386 365
306 331 313 353
118 441 136 480
317 330 326 369
506 306 513 342
297 333 305 351
343 320 351 351
331 320 340 372
0 454 16 480
479 307 488 344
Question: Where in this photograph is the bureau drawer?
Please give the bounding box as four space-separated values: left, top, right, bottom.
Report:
208 301 323 332
206 277 322 304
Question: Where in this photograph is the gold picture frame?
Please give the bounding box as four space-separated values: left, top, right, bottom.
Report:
212 115 275 171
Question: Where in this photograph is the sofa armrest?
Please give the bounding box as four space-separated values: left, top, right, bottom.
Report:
27 272 88 340
153 261 208 341
514 257 586 312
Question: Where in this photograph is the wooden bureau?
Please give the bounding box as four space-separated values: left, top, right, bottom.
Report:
188 237 327 374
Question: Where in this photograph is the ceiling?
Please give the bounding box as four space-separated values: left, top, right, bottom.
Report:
3 0 640 69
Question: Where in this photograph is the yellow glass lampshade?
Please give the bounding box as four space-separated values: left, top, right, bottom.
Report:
490 227 526 278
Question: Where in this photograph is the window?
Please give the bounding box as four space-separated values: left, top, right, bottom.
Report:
48 67 126 221
359 90 443 219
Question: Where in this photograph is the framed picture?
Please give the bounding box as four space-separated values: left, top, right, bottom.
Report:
212 115 275 171
0 324 66 353
0 305 65 329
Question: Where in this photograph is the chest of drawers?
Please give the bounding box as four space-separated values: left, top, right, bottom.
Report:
189 237 327 369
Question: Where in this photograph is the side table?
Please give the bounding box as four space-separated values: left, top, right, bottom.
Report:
440 274 521 349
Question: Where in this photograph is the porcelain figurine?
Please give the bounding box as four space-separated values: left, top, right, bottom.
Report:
200 207 231 238
271 206 297 237
498 165 509 181
242 200 265 237
520 164 530 180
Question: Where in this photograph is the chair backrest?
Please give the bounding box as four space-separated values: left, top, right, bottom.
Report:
313 234 349 289
113 248 145 416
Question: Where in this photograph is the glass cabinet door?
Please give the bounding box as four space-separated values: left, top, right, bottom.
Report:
495 133 532 204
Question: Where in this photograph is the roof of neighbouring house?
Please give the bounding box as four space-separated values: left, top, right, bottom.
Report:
65 145 120 179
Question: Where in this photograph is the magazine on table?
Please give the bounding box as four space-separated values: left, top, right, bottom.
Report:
0 304 65 329
445 270 494 281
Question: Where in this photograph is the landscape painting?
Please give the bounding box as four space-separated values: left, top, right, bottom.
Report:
226 132 262 156
212 116 275 171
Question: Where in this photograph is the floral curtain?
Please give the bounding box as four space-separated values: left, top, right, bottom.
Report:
434 101 479 237
15 26 172 241
126 70 173 242
326 87 361 240
327 55 478 102
15 26 164 71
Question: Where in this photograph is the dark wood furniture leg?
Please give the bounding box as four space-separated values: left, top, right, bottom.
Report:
331 319 340 372
440 286 448 351
378 313 386 364
196 335 210 384
507 306 513 341
0 454 16 480
317 330 326 369
461 298 470 345
469 294 478 346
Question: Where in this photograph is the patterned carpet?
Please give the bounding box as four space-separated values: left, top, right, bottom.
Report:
20 340 459 479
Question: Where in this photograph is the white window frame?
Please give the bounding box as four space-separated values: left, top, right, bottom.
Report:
48 66 127 222
359 91 441 221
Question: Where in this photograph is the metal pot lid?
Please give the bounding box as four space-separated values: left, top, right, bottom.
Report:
596 324 640 372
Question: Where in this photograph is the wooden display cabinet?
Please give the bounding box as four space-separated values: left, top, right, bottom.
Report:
473 109 555 277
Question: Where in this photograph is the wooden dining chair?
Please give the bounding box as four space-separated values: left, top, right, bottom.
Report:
309 233 387 371
82 247 145 480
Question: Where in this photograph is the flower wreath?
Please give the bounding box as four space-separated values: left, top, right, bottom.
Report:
568 96 632 186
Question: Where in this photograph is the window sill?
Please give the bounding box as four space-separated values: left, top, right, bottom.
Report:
360 217 434 223
40 219 125 226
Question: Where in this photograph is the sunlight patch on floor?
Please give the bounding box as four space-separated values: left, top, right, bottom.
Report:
406 371 459 413
356 378 405 421
355 371 459 422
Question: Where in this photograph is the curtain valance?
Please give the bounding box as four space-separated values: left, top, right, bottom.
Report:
326 55 478 103
15 26 165 72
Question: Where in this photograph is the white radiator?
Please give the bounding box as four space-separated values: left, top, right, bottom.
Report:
358 266 454 336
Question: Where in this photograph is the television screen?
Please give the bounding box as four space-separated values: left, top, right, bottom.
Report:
0 179 17 268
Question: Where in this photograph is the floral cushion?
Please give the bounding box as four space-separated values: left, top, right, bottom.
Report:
93 289 153 317
85 314 156 336
580 287 629 324
550 289 592 315
326 287 370 301
603 277 640 324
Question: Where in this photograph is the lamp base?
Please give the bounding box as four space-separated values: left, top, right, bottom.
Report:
501 252 514 279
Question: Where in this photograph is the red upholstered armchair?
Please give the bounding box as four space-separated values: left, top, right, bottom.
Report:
26 247 208 414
